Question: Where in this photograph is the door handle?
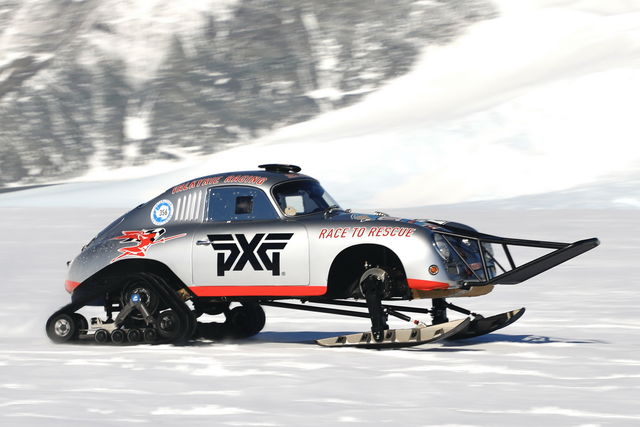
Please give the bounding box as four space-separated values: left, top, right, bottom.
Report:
196 240 213 246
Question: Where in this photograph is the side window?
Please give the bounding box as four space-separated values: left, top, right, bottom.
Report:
207 186 279 222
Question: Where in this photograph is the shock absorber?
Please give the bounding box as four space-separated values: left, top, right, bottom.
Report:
431 298 449 325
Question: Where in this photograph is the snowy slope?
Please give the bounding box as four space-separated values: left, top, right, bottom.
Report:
0 0 494 188
2 0 639 209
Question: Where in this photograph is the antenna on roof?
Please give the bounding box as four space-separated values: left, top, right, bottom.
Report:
258 164 302 173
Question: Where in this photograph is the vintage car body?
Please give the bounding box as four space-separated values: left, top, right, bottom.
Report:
48 164 599 347
67 168 492 300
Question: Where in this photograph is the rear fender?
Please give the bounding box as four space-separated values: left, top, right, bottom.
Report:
71 259 190 305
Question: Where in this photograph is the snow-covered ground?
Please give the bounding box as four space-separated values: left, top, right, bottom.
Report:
2 0 639 425
0 206 638 426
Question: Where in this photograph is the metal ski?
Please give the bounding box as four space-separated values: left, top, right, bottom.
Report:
316 318 470 348
446 307 525 341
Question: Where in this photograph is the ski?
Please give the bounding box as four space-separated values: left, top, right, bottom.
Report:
446 307 525 341
316 318 470 348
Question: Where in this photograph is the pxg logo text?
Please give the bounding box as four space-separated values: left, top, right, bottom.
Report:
207 233 293 276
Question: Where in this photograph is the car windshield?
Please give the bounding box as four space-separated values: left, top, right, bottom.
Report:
272 180 339 216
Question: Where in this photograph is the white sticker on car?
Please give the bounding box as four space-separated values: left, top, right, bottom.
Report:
150 199 174 225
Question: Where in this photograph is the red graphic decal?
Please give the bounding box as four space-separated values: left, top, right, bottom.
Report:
64 280 81 293
367 227 415 238
223 175 268 185
407 278 449 291
318 227 350 239
110 228 186 263
318 226 415 239
171 175 267 194
172 176 222 194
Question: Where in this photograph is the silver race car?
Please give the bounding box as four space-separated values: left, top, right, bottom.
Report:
46 164 599 348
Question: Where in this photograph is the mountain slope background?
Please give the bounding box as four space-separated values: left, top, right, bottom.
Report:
1 0 638 209
0 0 495 187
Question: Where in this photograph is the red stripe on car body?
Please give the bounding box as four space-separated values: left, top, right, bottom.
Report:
189 285 327 297
65 280 81 293
406 278 450 290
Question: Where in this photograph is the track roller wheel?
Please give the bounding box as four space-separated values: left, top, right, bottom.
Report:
127 329 143 343
46 313 78 343
156 309 182 341
143 328 158 343
94 329 110 343
226 303 266 339
111 329 127 344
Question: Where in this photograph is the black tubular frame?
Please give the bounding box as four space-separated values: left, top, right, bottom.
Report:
261 300 432 323
432 227 599 288
262 300 372 319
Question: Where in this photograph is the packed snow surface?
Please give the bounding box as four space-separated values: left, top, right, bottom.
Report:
0 207 638 426
1 0 639 425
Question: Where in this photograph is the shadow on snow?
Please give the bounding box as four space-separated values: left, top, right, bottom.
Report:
57 331 606 348
442 333 607 346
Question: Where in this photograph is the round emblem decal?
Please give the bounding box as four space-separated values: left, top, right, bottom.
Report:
151 199 174 225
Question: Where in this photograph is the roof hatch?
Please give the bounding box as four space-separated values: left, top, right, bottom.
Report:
258 164 302 173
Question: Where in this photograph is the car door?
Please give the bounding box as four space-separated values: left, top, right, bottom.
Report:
191 186 309 294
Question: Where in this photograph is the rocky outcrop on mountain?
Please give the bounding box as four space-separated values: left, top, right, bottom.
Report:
0 0 495 187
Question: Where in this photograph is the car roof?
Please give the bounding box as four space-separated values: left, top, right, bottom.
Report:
166 165 315 196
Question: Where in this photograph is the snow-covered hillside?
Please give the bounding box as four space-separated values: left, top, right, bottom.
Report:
1 0 638 209
0 0 495 188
